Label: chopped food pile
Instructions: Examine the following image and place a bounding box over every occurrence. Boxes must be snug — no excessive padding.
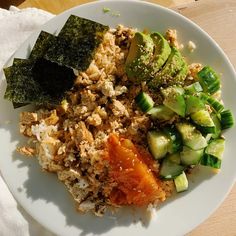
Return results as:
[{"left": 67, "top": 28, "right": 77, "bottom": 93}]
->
[{"left": 4, "top": 15, "right": 234, "bottom": 216}]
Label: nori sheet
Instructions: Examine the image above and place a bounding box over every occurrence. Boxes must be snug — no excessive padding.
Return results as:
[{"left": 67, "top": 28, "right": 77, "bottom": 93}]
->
[
  {"left": 3, "top": 61, "right": 47, "bottom": 104},
  {"left": 32, "top": 58, "right": 76, "bottom": 100},
  {"left": 4, "top": 58, "right": 76, "bottom": 107},
  {"left": 13, "top": 58, "right": 25, "bottom": 66},
  {"left": 4, "top": 15, "right": 108, "bottom": 108},
  {"left": 45, "top": 15, "right": 109, "bottom": 70},
  {"left": 29, "top": 31, "right": 56, "bottom": 60}
]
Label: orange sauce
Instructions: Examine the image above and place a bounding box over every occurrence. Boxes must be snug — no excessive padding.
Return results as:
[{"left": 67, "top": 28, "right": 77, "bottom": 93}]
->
[{"left": 107, "top": 134, "right": 165, "bottom": 206}]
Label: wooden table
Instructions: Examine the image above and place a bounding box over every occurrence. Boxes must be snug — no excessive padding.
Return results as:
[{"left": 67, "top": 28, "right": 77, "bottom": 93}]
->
[{"left": 4, "top": 0, "right": 236, "bottom": 235}]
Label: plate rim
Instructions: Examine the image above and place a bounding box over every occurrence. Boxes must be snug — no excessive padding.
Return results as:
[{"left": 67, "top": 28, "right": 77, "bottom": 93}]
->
[{"left": 1, "top": 1, "right": 236, "bottom": 236}]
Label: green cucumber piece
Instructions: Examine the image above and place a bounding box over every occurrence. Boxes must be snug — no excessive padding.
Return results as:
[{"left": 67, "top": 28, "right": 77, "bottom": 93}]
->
[
  {"left": 147, "top": 130, "right": 170, "bottom": 160},
  {"left": 160, "top": 158, "right": 185, "bottom": 179},
  {"left": 167, "top": 153, "right": 181, "bottom": 165},
  {"left": 163, "top": 126, "right": 182, "bottom": 153},
  {"left": 205, "top": 133, "right": 213, "bottom": 143},
  {"left": 201, "top": 139, "right": 224, "bottom": 169},
  {"left": 200, "top": 93, "right": 224, "bottom": 113},
  {"left": 190, "top": 109, "right": 215, "bottom": 133},
  {"left": 197, "top": 66, "right": 220, "bottom": 94},
  {"left": 162, "top": 86, "right": 185, "bottom": 96},
  {"left": 185, "top": 95, "right": 205, "bottom": 115},
  {"left": 200, "top": 154, "right": 222, "bottom": 169},
  {"left": 185, "top": 82, "right": 203, "bottom": 94},
  {"left": 174, "top": 171, "right": 188, "bottom": 192},
  {"left": 135, "top": 92, "right": 154, "bottom": 112},
  {"left": 211, "top": 113, "right": 221, "bottom": 139},
  {"left": 206, "top": 139, "right": 225, "bottom": 160},
  {"left": 219, "top": 109, "right": 235, "bottom": 129},
  {"left": 176, "top": 122, "right": 207, "bottom": 150},
  {"left": 147, "top": 105, "right": 175, "bottom": 121},
  {"left": 162, "top": 86, "right": 186, "bottom": 117},
  {"left": 180, "top": 146, "right": 204, "bottom": 165}
]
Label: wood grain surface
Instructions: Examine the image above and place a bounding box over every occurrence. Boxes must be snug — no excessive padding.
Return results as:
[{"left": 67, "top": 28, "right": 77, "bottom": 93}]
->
[
  {"left": 3, "top": 0, "right": 236, "bottom": 235},
  {"left": 18, "top": 0, "right": 194, "bottom": 13}
]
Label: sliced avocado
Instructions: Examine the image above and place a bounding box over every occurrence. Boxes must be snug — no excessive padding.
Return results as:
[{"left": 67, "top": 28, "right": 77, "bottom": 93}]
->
[
  {"left": 173, "top": 61, "right": 188, "bottom": 85},
  {"left": 125, "top": 32, "right": 154, "bottom": 82},
  {"left": 148, "top": 32, "right": 171, "bottom": 76},
  {"left": 162, "top": 86, "right": 186, "bottom": 117},
  {"left": 148, "top": 47, "right": 185, "bottom": 88}
]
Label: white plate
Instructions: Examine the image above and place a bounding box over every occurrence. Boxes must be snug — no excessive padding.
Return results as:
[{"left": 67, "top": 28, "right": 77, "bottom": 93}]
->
[{"left": 0, "top": 1, "right": 236, "bottom": 235}]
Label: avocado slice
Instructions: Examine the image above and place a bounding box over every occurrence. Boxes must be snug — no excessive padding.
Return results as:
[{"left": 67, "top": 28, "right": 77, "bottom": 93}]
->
[
  {"left": 173, "top": 61, "right": 188, "bottom": 85},
  {"left": 148, "top": 32, "right": 171, "bottom": 76},
  {"left": 148, "top": 47, "right": 185, "bottom": 88},
  {"left": 125, "top": 32, "right": 154, "bottom": 82}
]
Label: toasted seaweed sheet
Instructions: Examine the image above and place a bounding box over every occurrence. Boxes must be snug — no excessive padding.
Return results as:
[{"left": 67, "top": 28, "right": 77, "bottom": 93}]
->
[
  {"left": 45, "top": 15, "right": 109, "bottom": 70},
  {"left": 13, "top": 58, "right": 26, "bottom": 66},
  {"left": 4, "top": 58, "right": 76, "bottom": 107},
  {"left": 4, "top": 58, "right": 43, "bottom": 109},
  {"left": 12, "top": 102, "right": 29, "bottom": 108},
  {"left": 29, "top": 31, "right": 56, "bottom": 60},
  {"left": 4, "top": 15, "right": 109, "bottom": 108},
  {"left": 4, "top": 62, "right": 47, "bottom": 104},
  {"left": 32, "top": 58, "right": 76, "bottom": 100}
]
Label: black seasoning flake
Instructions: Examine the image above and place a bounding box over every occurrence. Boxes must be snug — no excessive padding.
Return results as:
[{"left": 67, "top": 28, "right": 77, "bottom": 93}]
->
[
  {"left": 29, "top": 31, "right": 56, "bottom": 60},
  {"left": 45, "top": 15, "right": 109, "bottom": 70}
]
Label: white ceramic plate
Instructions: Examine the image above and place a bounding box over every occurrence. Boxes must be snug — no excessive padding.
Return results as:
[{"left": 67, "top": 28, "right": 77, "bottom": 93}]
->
[{"left": 0, "top": 1, "right": 236, "bottom": 235}]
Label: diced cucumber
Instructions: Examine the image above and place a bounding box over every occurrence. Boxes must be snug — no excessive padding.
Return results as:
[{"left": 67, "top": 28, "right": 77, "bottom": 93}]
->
[
  {"left": 205, "top": 133, "right": 213, "bottom": 143},
  {"left": 174, "top": 172, "right": 188, "bottom": 192},
  {"left": 167, "top": 153, "right": 181, "bottom": 164},
  {"left": 200, "top": 93, "right": 224, "bottom": 113},
  {"left": 185, "top": 82, "right": 203, "bottom": 94},
  {"left": 135, "top": 92, "right": 154, "bottom": 112},
  {"left": 176, "top": 122, "right": 207, "bottom": 150},
  {"left": 201, "top": 139, "right": 224, "bottom": 169},
  {"left": 190, "top": 109, "right": 215, "bottom": 133},
  {"left": 219, "top": 109, "right": 235, "bottom": 129},
  {"left": 211, "top": 113, "right": 221, "bottom": 139},
  {"left": 200, "top": 154, "right": 222, "bottom": 169},
  {"left": 159, "top": 158, "right": 185, "bottom": 179},
  {"left": 147, "top": 105, "right": 175, "bottom": 121},
  {"left": 162, "top": 86, "right": 186, "bottom": 117},
  {"left": 163, "top": 126, "right": 182, "bottom": 153},
  {"left": 205, "top": 139, "right": 225, "bottom": 160},
  {"left": 147, "top": 130, "right": 170, "bottom": 160},
  {"left": 180, "top": 146, "right": 204, "bottom": 165},
  {"left": 197, "top": 66, "right": 220, "bottom": 94},
  {"left": 161, "top": 86, "right": 185, "bottom": 97},
  {"left": 185, "top": 95, "right": 205, "bottom": 115}
]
